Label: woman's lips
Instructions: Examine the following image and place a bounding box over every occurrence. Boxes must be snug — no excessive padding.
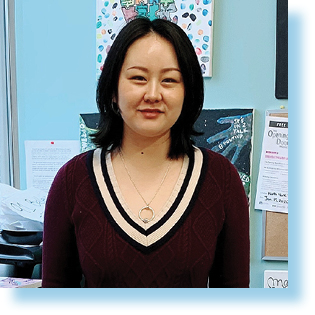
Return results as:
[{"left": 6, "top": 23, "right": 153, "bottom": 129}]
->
[{"left": 138, "top": 108, "right": 163, "bottom": 119}]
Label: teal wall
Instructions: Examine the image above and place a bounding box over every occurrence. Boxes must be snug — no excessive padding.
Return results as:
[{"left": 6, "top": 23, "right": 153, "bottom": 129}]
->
[{"left": 15, "top": 0, "right": 288, "bottom": 288}]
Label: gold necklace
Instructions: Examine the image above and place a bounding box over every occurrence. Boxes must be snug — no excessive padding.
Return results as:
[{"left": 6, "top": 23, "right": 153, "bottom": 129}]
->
[{"left": 118, "top": 150, "right": 172, "bottom": 223}]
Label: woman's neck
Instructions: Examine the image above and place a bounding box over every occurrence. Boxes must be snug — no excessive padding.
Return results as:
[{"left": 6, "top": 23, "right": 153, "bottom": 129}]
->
[{"left": 118, "top": 131, "right": 172, "bottom": 168}]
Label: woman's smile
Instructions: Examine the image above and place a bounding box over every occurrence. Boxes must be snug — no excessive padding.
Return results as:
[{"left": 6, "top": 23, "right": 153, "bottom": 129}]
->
[{"left": 138, "top": 107, "right": 164, "bottom": 119}]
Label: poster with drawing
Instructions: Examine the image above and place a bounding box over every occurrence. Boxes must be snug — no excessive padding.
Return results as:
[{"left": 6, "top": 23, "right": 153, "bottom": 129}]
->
[
  {"left": 80, "top": 108, "right": 254, "bottom": 197},
  {"left": 193, "top": 109, "right": 254, "bottom": 197},
  {"left": 96, "top": 0, "right": 214, "bottom": 77}
]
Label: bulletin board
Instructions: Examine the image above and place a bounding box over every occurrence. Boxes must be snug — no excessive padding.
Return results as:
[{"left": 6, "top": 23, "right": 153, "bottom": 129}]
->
[
  {"left": 262, "top": 210, "right": 288, "bottom": 260},
  {"left": 261, "top": 111, "right": 288, "bottom": 260}
]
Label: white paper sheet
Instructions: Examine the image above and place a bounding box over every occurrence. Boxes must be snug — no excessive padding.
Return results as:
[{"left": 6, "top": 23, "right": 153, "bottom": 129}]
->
[
  {"left": 264, "top": 270, "right": 288, "bottom": 288},
  {"left": 0, "top": 183, "right": 46, "bottom": 228},
  {"left": 255, "top": 115, "right": 288, "bottom": 213},
  {"left": 25, "top": 140, "right": 80, "bottom": 193}
]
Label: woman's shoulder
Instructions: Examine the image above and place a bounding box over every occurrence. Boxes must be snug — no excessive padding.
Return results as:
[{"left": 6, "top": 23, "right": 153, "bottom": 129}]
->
[
  {"left": 197, "top": 146, "right": 233, "bottom": 168},
  {"left": 55, "top": 149, "right": 94, "bottom": 179},
  {"left": 196, "top": 147, "right": 246, "bottom": 201},
  {"left": 64, "top": 150, "right": 90, "bottom": 166},
  {"left": 196, "top": 146, "right": 240, "bottom": 184}
]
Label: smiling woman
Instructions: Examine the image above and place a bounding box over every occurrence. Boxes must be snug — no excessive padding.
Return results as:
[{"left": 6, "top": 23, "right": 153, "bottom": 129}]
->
[
  {"left": 42, "top": 18, "right": 250, "bottom": 288},
  {"left": 93, "top": 18, "right": 204, "bottom": 159},
  {"left": 116, "top": 33, "right": 185, "bottom": 141}
]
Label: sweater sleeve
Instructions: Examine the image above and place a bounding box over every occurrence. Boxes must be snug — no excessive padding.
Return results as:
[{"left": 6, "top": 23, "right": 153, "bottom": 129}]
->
[
  {"left": 208, "top": 160, "right": 250, "bottom": 288},
  {"left": 41, "top": 158, "right": 82, "bottom": 288}
]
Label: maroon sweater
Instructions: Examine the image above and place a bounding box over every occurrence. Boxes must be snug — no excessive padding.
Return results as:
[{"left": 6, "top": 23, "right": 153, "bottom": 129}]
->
[{"left": 42, "top": 147, "right": 249, "bottom": 288}]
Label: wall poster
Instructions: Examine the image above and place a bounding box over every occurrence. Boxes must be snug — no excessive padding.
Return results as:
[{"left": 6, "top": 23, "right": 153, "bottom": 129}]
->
[
  {"left": 192, "top": 109, "right": 254, "bottom": 198},
  {"left": 255, "top": 114, "right": 288, "bottom": 213},
  {"left": 96, "top": 0, "right": 214, "bottom": 77}
]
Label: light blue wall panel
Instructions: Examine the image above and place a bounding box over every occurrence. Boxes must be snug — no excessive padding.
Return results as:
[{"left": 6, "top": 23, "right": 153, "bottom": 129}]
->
[
  {"left": 15, "top": 0, "right": 97, "bottom": 188},
  {"left": 15, "top": 0, "right": 288, "bottom": 288}
]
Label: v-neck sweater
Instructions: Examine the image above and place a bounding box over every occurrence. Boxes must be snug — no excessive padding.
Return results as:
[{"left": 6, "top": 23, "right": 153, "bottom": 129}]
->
[{"left": 42, "top": 147, "right": 249, "bottom": 288}]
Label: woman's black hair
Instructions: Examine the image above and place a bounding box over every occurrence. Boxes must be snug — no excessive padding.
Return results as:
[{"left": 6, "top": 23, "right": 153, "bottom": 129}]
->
[{"left": 92, "top": 18, "right": 204, "bottom": 159}]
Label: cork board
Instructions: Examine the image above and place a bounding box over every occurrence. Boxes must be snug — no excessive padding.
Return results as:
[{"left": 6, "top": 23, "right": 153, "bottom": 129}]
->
[
  {"left": 261, "top": 111, "right": 288, "bottom": 260},
  {"left": 262, "top": 211, "right": 288, "bottom": 260}
]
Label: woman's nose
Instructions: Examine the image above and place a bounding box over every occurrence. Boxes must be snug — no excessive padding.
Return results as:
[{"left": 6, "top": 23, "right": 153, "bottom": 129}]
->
[{"left": 144, "top": 81, "right": 162, "bottom": 103}]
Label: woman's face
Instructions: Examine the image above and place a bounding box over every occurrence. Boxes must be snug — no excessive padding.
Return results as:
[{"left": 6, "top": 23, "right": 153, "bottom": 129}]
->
[{"left": 116, "top": 33, "right": 185, "bottom": 141}]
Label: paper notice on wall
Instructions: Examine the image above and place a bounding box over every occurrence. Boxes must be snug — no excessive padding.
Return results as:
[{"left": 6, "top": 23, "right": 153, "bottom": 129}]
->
[
  {"left": 25, "top": 140, "right": 80, "bottom": 193},
  {"left": 255, "top": 115, "right": 288, "bottom": 213},
  {"left": 264, "top": 270, "right": 288, "bottom": 288}
]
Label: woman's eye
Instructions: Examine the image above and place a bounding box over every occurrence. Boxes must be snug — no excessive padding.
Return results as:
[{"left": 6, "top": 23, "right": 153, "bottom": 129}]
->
[
  {"left": 131, "top": 76, "right": 146, "bottom": 81},
  {"left": 163, "top": 78, "right": 177, "bottom": 83}
]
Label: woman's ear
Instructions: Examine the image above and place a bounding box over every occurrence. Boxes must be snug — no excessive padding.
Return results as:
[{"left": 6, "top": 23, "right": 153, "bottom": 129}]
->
[{"left": 111, "top": 96, "right": 120, "bottom": 116}]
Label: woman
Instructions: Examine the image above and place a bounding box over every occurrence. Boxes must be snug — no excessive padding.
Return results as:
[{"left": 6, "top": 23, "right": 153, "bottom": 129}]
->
[{"left": 42, "top": 18, "right": 249, "bottom": 288}]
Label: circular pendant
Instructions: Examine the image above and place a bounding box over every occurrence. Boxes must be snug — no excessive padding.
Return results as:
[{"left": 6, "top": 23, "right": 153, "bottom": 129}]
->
[{"left": 138, "top": 206, "right": 155, "bottom": 223}]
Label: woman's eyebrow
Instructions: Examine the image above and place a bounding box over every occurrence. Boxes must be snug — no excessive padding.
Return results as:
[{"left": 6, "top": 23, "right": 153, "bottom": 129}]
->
[
  {"left": 126, "top": 66, "right": 181, "bottom": 73},
  {"left": 126, "top": 66, "right": 148, "bottom": 72}
]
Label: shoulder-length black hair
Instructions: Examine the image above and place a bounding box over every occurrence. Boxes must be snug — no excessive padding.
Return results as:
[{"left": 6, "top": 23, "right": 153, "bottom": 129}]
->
[{"left": 92, "top": 17, "right": 204, "bottom": 159}]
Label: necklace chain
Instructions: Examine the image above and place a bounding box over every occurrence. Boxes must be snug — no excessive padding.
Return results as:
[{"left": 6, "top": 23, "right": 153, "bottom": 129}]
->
[{"left": 118, "top": 149, "right": 172, "bottom": 223}]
